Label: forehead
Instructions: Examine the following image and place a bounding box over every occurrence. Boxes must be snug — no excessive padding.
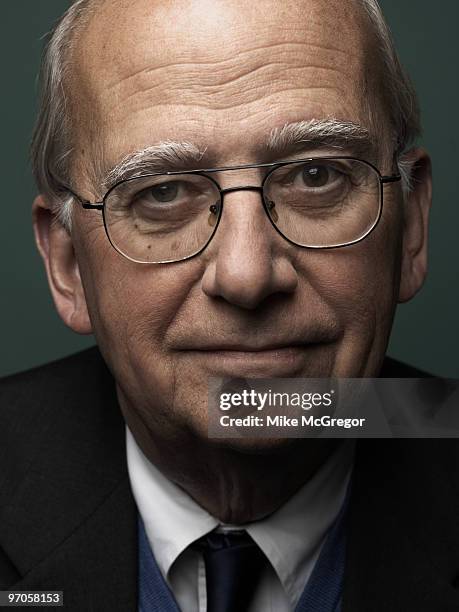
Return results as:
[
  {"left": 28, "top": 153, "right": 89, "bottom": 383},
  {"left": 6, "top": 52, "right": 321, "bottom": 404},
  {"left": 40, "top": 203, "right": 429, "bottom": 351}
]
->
[{"left": 71, "top": 0, "right": 374, "bottom": 167}]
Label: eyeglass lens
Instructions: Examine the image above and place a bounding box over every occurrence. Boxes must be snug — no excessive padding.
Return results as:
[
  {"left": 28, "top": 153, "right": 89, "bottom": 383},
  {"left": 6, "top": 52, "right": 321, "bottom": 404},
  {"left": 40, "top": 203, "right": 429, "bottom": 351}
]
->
[{"left": 103, "top": 159, "right": 381, "bottom": 263}]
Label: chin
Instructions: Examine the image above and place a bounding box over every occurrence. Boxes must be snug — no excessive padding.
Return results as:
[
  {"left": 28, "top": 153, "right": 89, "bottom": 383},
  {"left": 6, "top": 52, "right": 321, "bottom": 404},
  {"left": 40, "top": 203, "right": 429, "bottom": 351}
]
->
[{"left": 206, "top": 435, "right": 298, "bottom": 455}]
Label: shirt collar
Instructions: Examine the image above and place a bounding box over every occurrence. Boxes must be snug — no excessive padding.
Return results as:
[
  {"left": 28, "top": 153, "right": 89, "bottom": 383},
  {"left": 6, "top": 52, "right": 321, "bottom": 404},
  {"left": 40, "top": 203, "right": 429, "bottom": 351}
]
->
[
  {"left": 126, "top": 427, "right": 218, "bottom": 579},
  {"left": 127, "top": 427, "right": 354, "bottom": 607},
  {"left": 245, "top": 440, "right": 353, "bottom": 606}
]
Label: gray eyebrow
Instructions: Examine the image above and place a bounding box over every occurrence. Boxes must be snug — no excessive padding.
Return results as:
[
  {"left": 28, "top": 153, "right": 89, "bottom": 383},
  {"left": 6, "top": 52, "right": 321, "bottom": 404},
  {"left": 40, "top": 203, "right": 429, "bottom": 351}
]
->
[
  {"left": 266, "top": 119, "right": 374, "bottom": 156},
  {"left": 101, "top": 119, "right": 374, "bottom": 190},
  {"left": 102, "top": 141, "right": 208, "bottom": 189}
]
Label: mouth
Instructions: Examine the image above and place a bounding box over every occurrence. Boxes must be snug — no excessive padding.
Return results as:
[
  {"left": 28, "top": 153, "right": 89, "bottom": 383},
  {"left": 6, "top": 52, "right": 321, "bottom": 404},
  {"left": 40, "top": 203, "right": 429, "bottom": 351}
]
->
[
  {"left": 187, "top": 342, "right": 312, "bottom": 352},
  {"left": 176, "top": 342, "right": 335, "bottom": 377}
]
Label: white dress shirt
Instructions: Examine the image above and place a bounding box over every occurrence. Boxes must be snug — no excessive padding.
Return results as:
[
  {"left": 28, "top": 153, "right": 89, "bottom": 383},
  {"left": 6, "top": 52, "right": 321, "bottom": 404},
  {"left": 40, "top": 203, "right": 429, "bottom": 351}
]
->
[{"left": 127, "top": 428, "right": 354, "bottom": 612}]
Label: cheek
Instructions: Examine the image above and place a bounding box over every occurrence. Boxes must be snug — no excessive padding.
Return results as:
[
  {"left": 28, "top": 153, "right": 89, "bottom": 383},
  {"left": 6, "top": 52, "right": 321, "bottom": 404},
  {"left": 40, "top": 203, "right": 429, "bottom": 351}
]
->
[
  {"left": 330, "top": 245, "right": 397, "bottom": 314},
  {"left": 299, "top": 213, "right": 402, "bottom": 375},
  {"left": 73, "top": 216, "right": 201, "bottom": 378},
  {"left": 89, "top": 264, "right": 197, "bottom": 348},
  {"left": 326, "top": 198, "right": 402, "bottom": 320}
]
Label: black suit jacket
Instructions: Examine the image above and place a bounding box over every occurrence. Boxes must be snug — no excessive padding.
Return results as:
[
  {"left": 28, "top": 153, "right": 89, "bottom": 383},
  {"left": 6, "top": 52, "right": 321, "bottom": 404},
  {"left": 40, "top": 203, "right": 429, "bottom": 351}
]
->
[{"left": 1, "top": 347, "right": 459, "bottom": 611}]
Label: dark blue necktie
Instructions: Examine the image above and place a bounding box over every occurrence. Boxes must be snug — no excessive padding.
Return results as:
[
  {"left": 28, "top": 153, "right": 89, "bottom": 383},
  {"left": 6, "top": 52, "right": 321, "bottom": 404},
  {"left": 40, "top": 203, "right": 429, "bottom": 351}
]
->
[{"left": 192, "top": 530, "right": 267, "bottom": 612}]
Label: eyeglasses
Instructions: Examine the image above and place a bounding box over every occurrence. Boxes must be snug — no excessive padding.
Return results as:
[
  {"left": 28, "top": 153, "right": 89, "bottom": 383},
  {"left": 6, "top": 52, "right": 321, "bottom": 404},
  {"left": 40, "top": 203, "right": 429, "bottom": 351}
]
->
[{"left": 68, "top": 157, "right": 401, "bottom": 264}]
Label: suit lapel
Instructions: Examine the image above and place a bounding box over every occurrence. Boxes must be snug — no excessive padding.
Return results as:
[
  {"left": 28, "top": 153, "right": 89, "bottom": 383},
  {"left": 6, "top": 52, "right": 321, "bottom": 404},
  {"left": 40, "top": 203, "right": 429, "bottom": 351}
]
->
[
  {"left": 11, "top": 477, "right": 137, "bottom": 611},
  {"left": 343, "top": 440, "right": 459, "bottom": 611},
  {"left": 0, "top": 348, "right": 138, "bottom": 610}
]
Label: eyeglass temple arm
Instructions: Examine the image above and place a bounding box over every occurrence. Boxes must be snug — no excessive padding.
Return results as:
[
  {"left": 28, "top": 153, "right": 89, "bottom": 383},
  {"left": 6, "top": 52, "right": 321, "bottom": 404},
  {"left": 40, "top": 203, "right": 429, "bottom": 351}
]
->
[
  {"left": 55, "top": 181, "right": 104, "bottom": 211},
  {"left": 49, "top": 175, "right": 104, "bottom": 211},
  {"left": 380, "top": 174, "right": 401, "bottom": 184},
  {"left": 82, "top": 202, "right": 104, "bottom": 210}
]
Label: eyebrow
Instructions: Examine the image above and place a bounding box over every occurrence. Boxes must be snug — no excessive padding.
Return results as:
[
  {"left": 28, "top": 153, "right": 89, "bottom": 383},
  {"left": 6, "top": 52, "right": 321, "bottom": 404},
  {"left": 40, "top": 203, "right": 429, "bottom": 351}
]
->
[
  {"left": 101, "top": 118, "right": 374, "bottom": 189},
  {"left": 266, "top": 119, "right": 374, "bottom": 157},
  {"left": 102, "top": 141, "right": 207, "bottom": 190}
]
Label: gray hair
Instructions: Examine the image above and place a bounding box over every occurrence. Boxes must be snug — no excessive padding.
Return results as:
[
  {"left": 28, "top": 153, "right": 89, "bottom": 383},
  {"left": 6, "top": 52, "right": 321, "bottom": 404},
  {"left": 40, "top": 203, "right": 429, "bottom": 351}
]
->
[{"left": 31, "top": 0, "right": 421, "bottom": 229}]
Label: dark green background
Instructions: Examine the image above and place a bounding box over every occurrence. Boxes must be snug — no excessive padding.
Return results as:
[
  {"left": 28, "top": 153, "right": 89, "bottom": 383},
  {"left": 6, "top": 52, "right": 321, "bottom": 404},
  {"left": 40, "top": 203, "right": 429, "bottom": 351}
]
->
[{"left": 1, "top": 2, "right": 458, "bottom": 377}]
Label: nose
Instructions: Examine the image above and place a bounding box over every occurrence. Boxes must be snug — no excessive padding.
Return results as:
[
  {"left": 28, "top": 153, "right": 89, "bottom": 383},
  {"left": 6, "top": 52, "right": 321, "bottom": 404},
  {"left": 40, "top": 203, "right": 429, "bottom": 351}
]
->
[{"left": 201, "top": 188, "right": 298, "bottom": 309}]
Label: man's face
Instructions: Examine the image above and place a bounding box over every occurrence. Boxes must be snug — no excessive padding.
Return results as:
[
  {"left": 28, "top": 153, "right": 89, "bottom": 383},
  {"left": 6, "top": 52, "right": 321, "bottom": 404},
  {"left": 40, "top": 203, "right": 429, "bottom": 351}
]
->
[{"left": 49, "top": 0, "right": 415, "bottom": 439}]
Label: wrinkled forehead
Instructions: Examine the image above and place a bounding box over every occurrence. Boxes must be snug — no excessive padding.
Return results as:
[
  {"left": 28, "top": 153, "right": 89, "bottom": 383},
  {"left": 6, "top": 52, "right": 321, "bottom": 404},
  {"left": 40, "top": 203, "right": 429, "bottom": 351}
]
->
[
  {"left": 69, "top": 0, "right": 380, "bottom": 170},
  {"left": 74, "top": 0, "right": 369, "bottom": 72}
]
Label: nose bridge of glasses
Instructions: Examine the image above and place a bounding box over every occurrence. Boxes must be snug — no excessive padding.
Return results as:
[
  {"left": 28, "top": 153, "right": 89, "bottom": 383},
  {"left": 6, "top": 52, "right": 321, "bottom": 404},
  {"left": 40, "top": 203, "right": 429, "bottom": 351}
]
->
[
  {"left": 215, "top": 182, "right": 274, "bottom": 241},
  {"left": 220, "top": 184, "right": 264, "bottom": 198},
  {"left": 209, "top": 163, "right": 266, "bottom": 194}
]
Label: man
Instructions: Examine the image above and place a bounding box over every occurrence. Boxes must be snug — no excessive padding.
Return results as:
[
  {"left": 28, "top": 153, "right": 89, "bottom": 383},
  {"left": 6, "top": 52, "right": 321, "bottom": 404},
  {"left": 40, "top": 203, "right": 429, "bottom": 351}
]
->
[{"left": 1, "top": 0, "right": 458, "bottom": 610}]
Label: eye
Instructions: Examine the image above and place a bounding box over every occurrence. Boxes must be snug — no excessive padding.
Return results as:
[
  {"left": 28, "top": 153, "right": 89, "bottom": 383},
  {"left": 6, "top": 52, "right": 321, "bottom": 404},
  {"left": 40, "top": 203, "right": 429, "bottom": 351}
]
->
[
  {"left": 302, "top": 164, "right": 329, "bottom": 187},
  {"left": 149, "top": 181, "right": 180, "bottom": 203},
  {"left": 299, "top": 164, "right": 338, "bottom": 188}
]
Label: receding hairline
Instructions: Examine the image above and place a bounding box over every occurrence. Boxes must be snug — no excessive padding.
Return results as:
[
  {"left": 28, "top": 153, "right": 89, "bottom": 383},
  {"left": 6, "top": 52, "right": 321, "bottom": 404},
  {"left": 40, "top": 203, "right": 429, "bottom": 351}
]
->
[
  {"left": 64, "top": 0, "right": 381, "bottom": 70},
  {"left": 62, "top": 0, "right": 377, "bottom": 83}
]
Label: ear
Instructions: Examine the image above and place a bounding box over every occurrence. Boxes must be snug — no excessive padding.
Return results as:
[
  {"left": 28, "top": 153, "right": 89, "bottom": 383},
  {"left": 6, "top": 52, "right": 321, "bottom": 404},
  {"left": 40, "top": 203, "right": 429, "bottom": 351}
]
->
[
  {"left": 398, "top": 148, "right": 432, "bottom": 303},
  {"left": 32, "top": 195, "right": 93, "bottom": 334}
]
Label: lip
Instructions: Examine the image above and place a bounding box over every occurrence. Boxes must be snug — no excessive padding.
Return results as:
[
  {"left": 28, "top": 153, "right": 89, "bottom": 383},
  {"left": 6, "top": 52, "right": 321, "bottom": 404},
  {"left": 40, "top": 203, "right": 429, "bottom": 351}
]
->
[
  {"left": 187, "top": 343, "right": 309, "bottom": 352},
  {"left": 175, "top": 334, "right": 336, "bottom": 351},
  {"left": 177, "top": 343, "right": 331, "bottom": 377}
]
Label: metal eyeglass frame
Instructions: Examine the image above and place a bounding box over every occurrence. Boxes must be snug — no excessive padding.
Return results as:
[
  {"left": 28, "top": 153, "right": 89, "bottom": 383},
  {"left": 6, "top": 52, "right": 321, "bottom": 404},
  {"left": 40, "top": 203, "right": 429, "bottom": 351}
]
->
[{"left": 67, "top": 156, "right": 402, "bottom": 264}]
